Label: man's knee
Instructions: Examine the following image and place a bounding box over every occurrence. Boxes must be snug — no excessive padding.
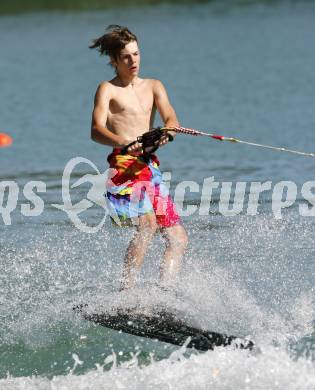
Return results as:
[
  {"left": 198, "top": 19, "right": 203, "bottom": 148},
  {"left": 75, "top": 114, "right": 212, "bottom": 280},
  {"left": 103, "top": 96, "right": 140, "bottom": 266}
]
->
[
  {"left": 164, "top": 225, "right": 188, "bottom": 249},
  {"left": 176, "top": 228, "right": 188, "bottom": 249}
]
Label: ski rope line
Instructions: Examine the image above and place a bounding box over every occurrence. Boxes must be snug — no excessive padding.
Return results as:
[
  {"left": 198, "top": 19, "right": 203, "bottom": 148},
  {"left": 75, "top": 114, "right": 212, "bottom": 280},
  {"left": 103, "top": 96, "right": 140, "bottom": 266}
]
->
[{"left": 160, "top": 126, "right": 315, "bottom": 158}]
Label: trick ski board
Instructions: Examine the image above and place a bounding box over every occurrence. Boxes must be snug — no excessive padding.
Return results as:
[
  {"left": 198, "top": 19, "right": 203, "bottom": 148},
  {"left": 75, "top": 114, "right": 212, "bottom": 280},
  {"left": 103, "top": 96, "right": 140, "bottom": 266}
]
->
[{"left": 74, "top": 304, "right": 254, "bottom": 351}]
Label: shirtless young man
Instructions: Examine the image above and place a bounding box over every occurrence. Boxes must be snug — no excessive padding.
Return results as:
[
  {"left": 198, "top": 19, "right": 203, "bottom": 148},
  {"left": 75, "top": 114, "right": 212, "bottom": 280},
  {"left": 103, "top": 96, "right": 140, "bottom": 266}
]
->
[{"left": 90, "top": 25, "right": 188, "bottom": 290}]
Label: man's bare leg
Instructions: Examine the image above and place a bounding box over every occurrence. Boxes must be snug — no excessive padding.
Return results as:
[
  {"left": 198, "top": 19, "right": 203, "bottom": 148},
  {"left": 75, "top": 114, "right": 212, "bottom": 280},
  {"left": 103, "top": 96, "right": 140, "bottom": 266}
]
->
[
  {"left": 160, "top": 224, "right": 188, "bottom": 285},
  {"left": 120, "top": 214, "right": 158, "bottom": 290}
]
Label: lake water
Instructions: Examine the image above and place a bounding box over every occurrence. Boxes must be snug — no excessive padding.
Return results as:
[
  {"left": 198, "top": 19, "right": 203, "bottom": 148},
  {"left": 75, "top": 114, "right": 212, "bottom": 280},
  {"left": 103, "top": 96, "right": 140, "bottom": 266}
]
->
[{"left": 0, "top": 1, "right": 314, "bottom": 389}]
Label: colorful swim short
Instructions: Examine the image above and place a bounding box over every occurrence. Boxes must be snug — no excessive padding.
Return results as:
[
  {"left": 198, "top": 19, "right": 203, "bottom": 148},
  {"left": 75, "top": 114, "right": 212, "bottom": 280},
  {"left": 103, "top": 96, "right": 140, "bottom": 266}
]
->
[{"left": 106, "top": 148, "right": 181, "bottom": 228}]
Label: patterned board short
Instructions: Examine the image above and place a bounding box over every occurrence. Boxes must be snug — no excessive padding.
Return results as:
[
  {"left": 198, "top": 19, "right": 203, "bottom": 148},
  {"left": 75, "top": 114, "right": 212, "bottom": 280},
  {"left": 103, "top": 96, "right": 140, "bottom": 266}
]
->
[{"left": 106, "top": 148, "right": 181, "bottom": 228}]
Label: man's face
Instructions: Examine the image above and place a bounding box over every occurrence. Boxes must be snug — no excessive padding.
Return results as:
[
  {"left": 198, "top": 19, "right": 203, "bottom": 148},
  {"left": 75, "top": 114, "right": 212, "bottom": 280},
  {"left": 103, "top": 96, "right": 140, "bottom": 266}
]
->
[{"left": 113, "top": 40, "right": 140, "bottom": 77}]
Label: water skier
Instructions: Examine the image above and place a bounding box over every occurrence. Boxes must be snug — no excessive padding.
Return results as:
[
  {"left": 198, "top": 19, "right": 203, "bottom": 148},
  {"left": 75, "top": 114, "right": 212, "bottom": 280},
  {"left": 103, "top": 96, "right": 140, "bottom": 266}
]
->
[{"left": 90, "top": 25, "right": 188, "bottom": 290}]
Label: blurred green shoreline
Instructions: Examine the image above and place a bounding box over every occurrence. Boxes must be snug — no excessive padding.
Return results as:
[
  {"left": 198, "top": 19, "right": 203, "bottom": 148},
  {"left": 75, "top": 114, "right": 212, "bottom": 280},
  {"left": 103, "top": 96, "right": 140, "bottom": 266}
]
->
[
  {"left": 0, "top": 0, "right": 207, "bottom": 15},
  {"left": 0, "top": 0, "right": 294, "bottom": 15}
]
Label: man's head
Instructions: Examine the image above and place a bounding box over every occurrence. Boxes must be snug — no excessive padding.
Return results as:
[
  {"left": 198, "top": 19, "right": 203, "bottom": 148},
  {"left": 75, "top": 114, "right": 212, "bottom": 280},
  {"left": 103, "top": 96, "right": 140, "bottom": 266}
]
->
[{"left": 90, "top": 25, "right": 140, "bottom": 76}]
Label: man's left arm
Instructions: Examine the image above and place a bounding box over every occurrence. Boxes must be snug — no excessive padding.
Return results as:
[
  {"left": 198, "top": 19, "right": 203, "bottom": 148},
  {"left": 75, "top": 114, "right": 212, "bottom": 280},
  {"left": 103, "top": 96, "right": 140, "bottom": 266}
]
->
[{"left": 153, "top": 80, "right": 179, "bottom": 145}]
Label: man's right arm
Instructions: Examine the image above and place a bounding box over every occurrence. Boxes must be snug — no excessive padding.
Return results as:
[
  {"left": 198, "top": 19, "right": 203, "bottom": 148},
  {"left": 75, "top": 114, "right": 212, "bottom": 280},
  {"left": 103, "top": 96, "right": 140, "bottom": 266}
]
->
[{"left": 91, "top": 82, "right": 124, "bottom": 147}]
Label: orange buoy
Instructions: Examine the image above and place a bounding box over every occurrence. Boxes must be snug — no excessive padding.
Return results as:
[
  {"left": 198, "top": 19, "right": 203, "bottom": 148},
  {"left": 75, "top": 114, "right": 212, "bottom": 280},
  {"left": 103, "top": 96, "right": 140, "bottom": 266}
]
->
[{"left": 0, "top": 133, "right": 13, "bottom": 147}]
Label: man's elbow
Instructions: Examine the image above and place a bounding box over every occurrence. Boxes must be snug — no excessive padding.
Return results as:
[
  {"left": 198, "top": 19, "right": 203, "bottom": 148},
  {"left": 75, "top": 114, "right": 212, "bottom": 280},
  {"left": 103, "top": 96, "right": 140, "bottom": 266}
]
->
[{"left": 91, "top": 127, "right": 98, "bottom": 142}]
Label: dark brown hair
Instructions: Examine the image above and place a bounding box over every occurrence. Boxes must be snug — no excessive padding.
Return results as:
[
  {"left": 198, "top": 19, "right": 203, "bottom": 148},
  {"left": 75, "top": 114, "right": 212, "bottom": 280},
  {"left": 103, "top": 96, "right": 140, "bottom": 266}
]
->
[{"left": 89, "top": 25, "right": 138, "bottom": 61}]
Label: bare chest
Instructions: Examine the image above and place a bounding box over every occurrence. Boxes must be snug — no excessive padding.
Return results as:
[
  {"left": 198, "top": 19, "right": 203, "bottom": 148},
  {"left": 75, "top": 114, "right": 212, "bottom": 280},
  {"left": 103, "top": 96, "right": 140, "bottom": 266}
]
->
[{"left": 109, "top": 84, "right": 154, "bottom": 116}]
